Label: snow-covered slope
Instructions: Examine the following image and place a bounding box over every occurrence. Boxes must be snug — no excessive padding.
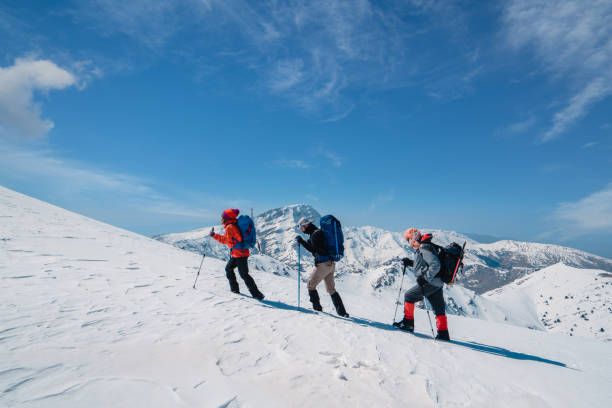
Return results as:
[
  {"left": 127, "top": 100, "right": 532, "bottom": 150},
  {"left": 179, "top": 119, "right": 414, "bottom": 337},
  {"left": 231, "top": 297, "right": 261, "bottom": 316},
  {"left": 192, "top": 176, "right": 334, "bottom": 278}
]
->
[
  {"left": 485, "top": 263, "right": 612, "bottom": 342},
  {"left": 2, "top": 186, "right": 612, "bottom": 407}
]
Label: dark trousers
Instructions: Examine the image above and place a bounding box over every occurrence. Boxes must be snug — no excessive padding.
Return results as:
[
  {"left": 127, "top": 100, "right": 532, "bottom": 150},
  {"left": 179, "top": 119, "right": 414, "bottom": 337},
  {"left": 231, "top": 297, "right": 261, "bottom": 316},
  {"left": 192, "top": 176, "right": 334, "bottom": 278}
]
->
[
  {"left": 225, "top": 257, "right": 261, "bottom": 295},
  {"left": 404, "top": 284, "right": 446, "bottom": 316}
]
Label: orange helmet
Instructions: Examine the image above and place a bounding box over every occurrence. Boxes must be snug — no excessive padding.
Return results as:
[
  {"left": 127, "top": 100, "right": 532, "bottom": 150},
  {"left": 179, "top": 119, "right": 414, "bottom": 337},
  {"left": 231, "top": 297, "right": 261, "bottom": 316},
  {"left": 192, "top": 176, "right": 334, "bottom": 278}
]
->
[{"left": 404, "top": 228, "right": 422, "bottom": 249}]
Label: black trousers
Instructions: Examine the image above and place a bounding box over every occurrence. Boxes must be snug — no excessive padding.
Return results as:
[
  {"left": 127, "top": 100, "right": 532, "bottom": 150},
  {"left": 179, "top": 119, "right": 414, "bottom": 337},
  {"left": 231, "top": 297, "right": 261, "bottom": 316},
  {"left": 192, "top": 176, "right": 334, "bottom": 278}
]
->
[
  {"left": 404, "top": 284, "right": 446, "bottom": 316},
  {"left": 225, "top": 257, "right": 261, "bottom": 295}
]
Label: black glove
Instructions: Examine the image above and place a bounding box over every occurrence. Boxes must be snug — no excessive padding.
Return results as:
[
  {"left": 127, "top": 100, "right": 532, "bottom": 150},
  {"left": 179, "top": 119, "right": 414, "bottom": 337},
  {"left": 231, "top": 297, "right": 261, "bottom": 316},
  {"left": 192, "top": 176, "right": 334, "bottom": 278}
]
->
[
  {"left": 401, "top": 258, "right": 413, "bottom": 267},
  {"left": 296, "top": 236, "right": 304, "bottom": 246},
  {"left": 417, "top": 276, "right": 427, "bottom": 287}
]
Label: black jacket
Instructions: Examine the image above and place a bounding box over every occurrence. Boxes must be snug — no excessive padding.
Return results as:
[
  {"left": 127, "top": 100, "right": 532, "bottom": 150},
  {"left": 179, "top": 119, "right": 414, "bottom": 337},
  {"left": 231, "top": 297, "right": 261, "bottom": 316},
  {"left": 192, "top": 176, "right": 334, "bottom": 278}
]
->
[{"left": 298, "top": 224, "right": 329, "bottom": 264}]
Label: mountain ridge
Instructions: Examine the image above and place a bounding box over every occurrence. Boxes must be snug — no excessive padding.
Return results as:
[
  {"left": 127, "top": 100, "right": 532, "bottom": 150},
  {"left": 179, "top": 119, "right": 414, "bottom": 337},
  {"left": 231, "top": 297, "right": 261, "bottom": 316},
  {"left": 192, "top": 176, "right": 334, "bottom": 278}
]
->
[{"left": 155, "top": 203, "right": 612, "bottom": 295}]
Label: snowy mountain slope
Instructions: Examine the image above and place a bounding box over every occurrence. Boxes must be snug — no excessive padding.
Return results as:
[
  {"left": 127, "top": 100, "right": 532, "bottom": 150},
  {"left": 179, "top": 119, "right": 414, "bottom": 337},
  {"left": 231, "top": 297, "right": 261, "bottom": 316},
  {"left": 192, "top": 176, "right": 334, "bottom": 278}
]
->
[
  {"left": 155, "top": 206, "right": 542, "bottom": 328},
  {"left": 155, "top": 204, "right": 611, "bottom": 332},
  {"left": 2, "top": 185, "right": 612, "bottom": 407},
  {"left": 157, "top": 204, "right": 612, "bottom": 295},
  {"left": 485, "top": 263, "right": 612, "bottom": 342},
  {"left": 463, "top": 240, "right": 612, "bottom": 293}
]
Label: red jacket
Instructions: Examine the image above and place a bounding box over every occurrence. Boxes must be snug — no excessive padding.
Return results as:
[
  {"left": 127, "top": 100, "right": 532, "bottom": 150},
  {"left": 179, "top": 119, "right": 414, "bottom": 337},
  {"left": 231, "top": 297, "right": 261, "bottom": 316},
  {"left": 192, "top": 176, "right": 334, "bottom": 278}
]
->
[{"left": 213, "top": 220, "right": 249, "bottom": 258}]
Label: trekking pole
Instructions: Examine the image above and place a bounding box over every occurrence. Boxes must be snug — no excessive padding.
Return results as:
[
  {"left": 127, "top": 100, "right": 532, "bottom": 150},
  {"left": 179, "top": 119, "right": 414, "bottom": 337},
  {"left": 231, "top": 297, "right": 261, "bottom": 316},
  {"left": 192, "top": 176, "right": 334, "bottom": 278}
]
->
[
  {"left": 193, "top": 253, "right": 206, "bottom": 289},
  {"left": 422, "top": 286, "right": 436, "bottom": 338},
  {"left": 392, "top": 264, "right": 407, "bottom": 323},
  {"left": 297, "top": 245, "right": 301, "bottom": 309}
]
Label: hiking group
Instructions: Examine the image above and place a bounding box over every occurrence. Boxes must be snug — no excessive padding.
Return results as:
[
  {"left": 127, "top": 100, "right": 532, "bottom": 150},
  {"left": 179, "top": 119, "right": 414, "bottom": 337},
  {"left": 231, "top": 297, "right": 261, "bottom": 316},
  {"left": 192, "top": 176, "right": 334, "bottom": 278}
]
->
[{"left": 208, "top": 208, "right": 465, "bottom": 342}]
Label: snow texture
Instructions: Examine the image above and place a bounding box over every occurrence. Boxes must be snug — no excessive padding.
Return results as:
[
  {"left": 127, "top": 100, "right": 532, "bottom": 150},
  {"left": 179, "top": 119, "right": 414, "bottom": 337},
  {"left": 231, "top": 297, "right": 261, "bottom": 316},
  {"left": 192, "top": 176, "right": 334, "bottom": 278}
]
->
[
  {"left": 486, "top": 263, "right": 612, "bottom": 342},
  {"left": 2, "top": 186, "right": 612, "bottom": 407}
]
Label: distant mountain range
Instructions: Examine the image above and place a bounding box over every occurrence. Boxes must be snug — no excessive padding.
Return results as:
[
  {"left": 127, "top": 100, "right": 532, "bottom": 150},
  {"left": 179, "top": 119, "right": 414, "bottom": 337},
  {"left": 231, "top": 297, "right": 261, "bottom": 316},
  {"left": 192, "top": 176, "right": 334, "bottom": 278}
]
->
[
  {"left": 154, "top": 204, "right": 612, "bottom": 295},
  {"left": 153, "top": 204, "right": 612, "bottom": 339}
]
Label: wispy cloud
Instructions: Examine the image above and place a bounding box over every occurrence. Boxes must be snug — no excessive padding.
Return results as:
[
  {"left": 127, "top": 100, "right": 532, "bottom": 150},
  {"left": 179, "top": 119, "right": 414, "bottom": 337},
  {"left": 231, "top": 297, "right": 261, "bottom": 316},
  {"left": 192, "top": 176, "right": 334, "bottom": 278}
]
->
[
  {"left": 69, "top": 0, "right": 480, "bottom": 121},
  {"left": 323, "top": 151, "right": 343, "bottom": 168},
  {"left": 581, "top": 142, "right": 598, "bottom": 149},
  {"left": 497, "top": 117, "right": 536, "bottom": 137},
  {"left": 70, "top": 0, "right": 198, "bottom": 50},
  {"left": 539, "top": 163, "right": 564, "bottom": 174},
  {"left": 369, "top": 189, "right": 395, "bottom": 211},
  {"left": 0, "top": 142, "right": 215, "bottom": 220},
  {"left": 503, "top": 0, "right": 612, "bottom": 142},
  {"left": 268, "top": 59, "right": 305, "bottom": 92},
  {"left": 541, "top": 78, "right": 611, "bottom": 143},
  {"left": 0, "top": 58, "right": 77, "bottom": 139},
  {"left": 267, "top": 158, "right": 312, "bottom": 169},
  {"left": 305, "top": 194, "right": 319, "bottom": 203},
  {"left": 548, "top": 183, "right": 612, "bottom": 239}
]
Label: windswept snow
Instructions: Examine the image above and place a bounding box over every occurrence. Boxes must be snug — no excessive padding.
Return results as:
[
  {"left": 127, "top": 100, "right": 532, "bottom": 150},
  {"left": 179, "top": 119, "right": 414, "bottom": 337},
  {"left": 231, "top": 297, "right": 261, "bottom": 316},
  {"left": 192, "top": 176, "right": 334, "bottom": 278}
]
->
[{"left": 2, "top": 186, "right": 612, "bottom": 407}]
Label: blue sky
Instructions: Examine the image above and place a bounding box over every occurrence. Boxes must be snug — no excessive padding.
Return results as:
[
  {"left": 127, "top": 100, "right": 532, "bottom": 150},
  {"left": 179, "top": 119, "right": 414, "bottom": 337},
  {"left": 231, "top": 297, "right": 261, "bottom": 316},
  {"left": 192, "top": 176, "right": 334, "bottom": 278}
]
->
[{"left": 1, "top": 0, "right": 611, "bottom": 258}]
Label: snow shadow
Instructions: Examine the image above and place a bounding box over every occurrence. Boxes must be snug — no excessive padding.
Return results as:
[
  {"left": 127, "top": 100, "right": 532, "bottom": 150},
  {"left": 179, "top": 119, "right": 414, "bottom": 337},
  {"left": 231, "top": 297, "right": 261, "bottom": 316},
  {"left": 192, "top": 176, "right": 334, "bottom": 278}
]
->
[
  {"left": 252, "top": 298, "right": 318, "bottom": 315},
  {"left": 245, "top": 299, "right": 568, "bottom": 368},
  {"left": 322, "top": 313, "right": 571, "bottom": 368},
  {"left": 451, "top": 340, "right": 568, "bottom": 368}
]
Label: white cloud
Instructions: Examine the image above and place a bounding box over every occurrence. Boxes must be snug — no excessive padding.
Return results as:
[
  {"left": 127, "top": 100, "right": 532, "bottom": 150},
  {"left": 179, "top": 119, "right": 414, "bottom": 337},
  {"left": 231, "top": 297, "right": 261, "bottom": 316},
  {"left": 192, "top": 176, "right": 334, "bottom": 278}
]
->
[
  {"left": 0, "top": 58, "right": 77, "bottom": 139},
  {"left": 551, "top": 183, "right": 612, "bottom": 237},
  {"left": 503, "top": 0, "right": 612, "bottom": 142}
]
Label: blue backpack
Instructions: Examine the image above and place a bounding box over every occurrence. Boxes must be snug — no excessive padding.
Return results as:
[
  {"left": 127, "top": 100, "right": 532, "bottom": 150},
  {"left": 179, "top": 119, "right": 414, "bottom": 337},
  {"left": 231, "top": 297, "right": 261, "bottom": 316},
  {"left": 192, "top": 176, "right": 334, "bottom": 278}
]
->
[
  {"left": 232, "top": 215, "right": 256, "bottom": 250},
  {"left": 319, "top": 215, "right": 344, "bottom": 262}
]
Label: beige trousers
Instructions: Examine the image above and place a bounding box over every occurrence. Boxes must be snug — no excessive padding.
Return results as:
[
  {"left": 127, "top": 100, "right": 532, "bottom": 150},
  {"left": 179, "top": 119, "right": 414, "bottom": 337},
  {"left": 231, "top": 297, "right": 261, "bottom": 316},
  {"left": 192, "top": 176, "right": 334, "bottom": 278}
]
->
[{"left": 307, "top": 260, "right": 336, "bottom": 294}]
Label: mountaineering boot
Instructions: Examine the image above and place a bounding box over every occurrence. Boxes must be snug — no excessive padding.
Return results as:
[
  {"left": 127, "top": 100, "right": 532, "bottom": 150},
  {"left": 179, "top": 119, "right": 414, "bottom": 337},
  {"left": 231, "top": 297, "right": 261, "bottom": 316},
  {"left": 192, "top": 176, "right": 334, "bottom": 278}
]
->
[
  {"left": 435, "top": 315, "right": 450, "bottom": 341},
  {"left": 229, "top": 282, "right": 240, "bottom": 294},
  {"left": 393, "top": 301, "right": 415, "bottom": 331},
  {"left": 251, "top": 290, "right": 265, "bottom": 300},
  {"left": 330, "top": 292, "right": 349, "bottom": 317},
  {"left": 435, "top": 330, "right": 450, "bottom": 341},
  {"left": 308, "top": 289, "right": 323, "bottom": 311},
  {"left": 393, "top": 318, "right": 414, "bottom": 332}
]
